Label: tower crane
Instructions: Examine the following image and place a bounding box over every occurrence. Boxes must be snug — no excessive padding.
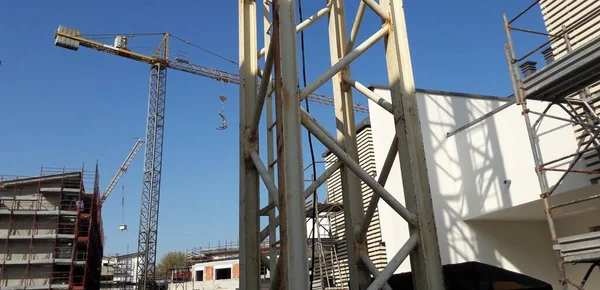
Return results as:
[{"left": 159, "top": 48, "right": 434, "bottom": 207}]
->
[
  {"left": 100, "top": 138, "right": 144, "bottom": 206},
  {"left": 53, "top": 25, "right": 369, "bottom": 289}
]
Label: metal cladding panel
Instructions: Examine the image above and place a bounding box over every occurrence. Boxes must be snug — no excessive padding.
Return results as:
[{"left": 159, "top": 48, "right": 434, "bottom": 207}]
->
[
  {"left": 322, "top": 123, "right": 388, "bottom": 289},
  {"left": 540, "top": 0, "right": 600, "bottom": 58}
]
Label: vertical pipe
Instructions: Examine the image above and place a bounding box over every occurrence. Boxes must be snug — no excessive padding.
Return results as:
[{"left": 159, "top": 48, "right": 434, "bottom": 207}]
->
[
  {"left": 275, "top": 0, "right": 309, "bottom": 289},
  {"left": 239, "top": 0, "right": 260, "bottom": 289},
  {"left": 263, "top": 0, "right": 278, "bottom": 283},
  {"left": 379, "top": 0, "right": 446, "bottom": 289},
  {"left": 327, "top": 0, "right": 371, "bottom": 288},
  {"left": 503, "top": 14, "right": 524, "bottom": 105}
]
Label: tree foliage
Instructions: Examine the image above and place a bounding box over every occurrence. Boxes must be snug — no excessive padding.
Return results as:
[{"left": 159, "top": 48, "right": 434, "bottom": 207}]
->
[{"left": 155, "top": 251, "right": 187, "bottom": 278}]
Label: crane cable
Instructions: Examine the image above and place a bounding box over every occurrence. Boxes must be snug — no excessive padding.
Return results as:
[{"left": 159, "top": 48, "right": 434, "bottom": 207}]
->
[
  {"left": 297, "top": 0, "right": 318, "bottom": 288},
  {"left": 121, "top": 185, "right": 125, "bottom": 225},
  {"left": 170, "top": 34, "right": 238, "bottom": 65}
]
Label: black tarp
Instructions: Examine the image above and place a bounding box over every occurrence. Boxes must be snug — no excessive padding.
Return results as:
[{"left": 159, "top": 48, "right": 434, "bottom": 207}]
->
[{"left": 382, "top": 261, "right": 553, "bottom": 290}]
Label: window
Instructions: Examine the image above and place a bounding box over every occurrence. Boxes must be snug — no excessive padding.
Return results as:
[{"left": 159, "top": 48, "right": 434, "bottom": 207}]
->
[
  {"left": 195, "top": 270, "right": 204, "bottom": 281},
  {"left": 215, "top": 268, "right": 232, "bottom": 280}
]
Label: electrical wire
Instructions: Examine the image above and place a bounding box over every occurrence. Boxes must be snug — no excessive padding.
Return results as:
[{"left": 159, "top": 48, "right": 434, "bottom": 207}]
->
[{"left": 297, "top": 0, "right": 318, "bottom": 288}]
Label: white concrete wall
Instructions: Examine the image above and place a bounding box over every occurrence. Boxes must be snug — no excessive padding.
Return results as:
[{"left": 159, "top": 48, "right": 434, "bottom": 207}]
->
[{"left": 368, "top": 88, "right": 590, "bottom": 288}]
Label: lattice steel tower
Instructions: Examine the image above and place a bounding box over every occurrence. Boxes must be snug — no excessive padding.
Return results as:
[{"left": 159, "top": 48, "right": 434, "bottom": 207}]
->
[
  {"left": 137, "top": 39, "right": 168, "bottom": 290},
  {"left": 238, "top": 0, "right": 446, "bottom": 289}
]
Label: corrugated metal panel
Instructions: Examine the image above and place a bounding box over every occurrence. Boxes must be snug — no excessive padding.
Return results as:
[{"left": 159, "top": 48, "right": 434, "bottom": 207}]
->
[
  {"left": 540, "top": 0, "right": 600, "bottom": 183},
  {"left": 321, "top": 126, "right": 388, "bottom": 289}
]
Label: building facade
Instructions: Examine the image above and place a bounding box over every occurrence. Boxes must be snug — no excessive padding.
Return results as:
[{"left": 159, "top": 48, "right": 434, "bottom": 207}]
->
[
  {"left": 0, "top": 167, "right": 104, "bottom": 290},
  {"left": 366, "top": 87, "right": 600, "bottom": 289},
  {"left": 100, "top": 252, "right": 139, "bottom": 289}
]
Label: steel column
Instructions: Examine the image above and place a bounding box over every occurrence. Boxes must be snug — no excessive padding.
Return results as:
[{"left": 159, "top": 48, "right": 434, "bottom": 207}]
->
[
  {"left": 327, "top": 1, "right": 371, "bottom": 288},
  {"left": 239, "top": 0, "right": 261, "bottom": 289},
  {"left": 263, "top": 1, "right": 279, "bottom": 280},
  {"left": 240, "top": 1, "right": 446, "bottom": 289},
  {"left": 380, "top": 0, "right": 446, "bottom": 288},
  {"left": 275, "top": 1, "right": 309, "bottom": 290},
  {"left": 137, "top": 63, "right": 167, "bottom": 290}
]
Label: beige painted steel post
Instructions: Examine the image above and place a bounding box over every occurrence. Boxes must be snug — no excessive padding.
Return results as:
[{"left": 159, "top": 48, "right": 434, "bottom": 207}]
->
[
  {"left": 240, "top": 0, "right": 447, "bottom": 289},
  {"left": 239, "top": 0, "right": 260, "bottom": 289},
  {"left": 263, "top": 0, "right": 279, "bottom": 283},
  {"left": 380, "top": 0, "right": 446, "bottom": 288},
  {"left": 273, "top": 1, "right": 309, "bottom": 290},
  {"left": 327, "top": 1, "right": 372, "bottom": 288}
]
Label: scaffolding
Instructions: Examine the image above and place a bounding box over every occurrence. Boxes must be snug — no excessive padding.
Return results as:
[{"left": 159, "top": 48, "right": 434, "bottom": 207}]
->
[
  {"left": 0, "top": 165, "right": 104, "bottom": 290},
  {"left": 504, "top": 3, "right": 600, "bottom": 289},
  {"left": 443, "top": 1, "right": 600, "bottom": 289},
  {"left": 306, "top": 202, "right": 344, "bottom": 290},
  {"left": 186, "top": 239, "right": 274, "bottom": 265},
  {"left": 168, "top": 266, "right": 191, "bottom": 290}
]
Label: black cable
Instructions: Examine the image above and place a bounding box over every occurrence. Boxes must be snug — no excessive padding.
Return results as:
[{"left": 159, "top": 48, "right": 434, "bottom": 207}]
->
[{"left": 297, "top": 0, "right": 318, "bottom": 288}]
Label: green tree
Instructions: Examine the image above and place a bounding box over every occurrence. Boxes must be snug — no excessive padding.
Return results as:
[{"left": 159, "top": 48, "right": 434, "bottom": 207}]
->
[{"left": 155, "top": 251, "right": 187, "bottom": 278}]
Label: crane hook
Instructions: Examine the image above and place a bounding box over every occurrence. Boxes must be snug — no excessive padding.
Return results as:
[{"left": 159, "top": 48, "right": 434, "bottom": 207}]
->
[{"left": 217, "top": 96, "right": 228, "bottom": 130}]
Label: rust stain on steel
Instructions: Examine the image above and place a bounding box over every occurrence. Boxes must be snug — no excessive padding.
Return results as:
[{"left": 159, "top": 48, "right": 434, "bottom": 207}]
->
[{"left": 243, "top": 128, "right": 259, "bottom": 168}]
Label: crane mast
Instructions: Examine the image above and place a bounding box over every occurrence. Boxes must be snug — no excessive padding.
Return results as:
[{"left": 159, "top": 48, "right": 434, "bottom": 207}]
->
[
  {"left": 137, "top": 62, "right": 167, "bottom": 290},
  {"left": 100, "top": 138, "right": 144, "bottom": 204}
]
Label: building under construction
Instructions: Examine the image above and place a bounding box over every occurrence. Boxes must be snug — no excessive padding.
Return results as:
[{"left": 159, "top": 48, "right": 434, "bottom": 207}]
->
[
  {"left": 0, "top": 166, "right": 104, "bottom": 290},
  {"left": 180, "top": 240, "right": 275, "bottom": 290}
]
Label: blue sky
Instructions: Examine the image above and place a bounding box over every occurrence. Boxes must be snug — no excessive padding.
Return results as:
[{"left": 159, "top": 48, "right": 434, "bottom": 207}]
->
[{"left": 0, "top": 1, "right": 548, "bottom": 258}]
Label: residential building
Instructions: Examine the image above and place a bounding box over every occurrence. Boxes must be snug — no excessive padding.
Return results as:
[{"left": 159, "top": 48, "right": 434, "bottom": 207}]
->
[{"left": 0, "top": 167, "right": 104, "bottom": 290}]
